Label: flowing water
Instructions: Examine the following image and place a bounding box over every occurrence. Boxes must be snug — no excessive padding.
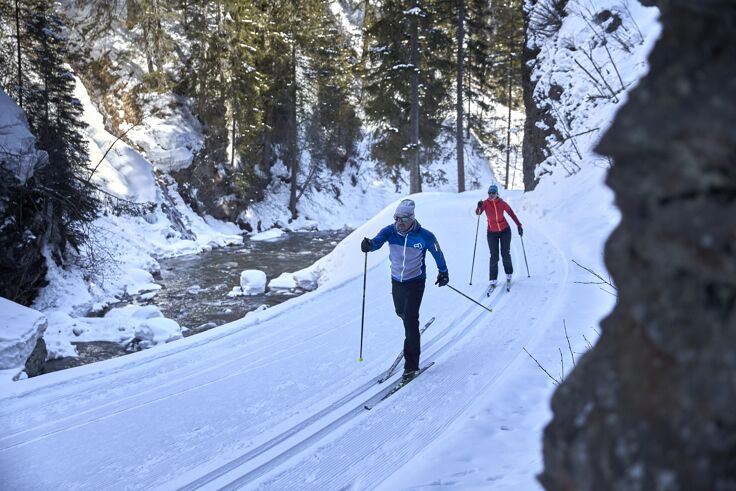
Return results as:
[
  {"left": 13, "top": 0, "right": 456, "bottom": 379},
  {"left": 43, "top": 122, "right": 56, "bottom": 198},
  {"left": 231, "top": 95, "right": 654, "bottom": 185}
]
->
[
  {"left": 43, "top": 229, "right": 351, "bottom": 374},
  {"left": 155, "top": 229, "right": 351, "bottom": 334}
]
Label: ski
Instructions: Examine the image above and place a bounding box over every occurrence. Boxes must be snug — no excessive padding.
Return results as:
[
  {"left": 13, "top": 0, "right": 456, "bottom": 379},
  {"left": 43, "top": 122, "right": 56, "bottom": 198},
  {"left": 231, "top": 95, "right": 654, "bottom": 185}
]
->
[
  {"left": 506, "top": 279, "right": 511, "bottom": 292},
  {"left": 365, "top": 362, "right": 435, "bottom": 410},
  {"left": 485, "top": 283, "right": 497, "bottom": 297},
  {"left": 378, "top": 317, "right": 436, "bottom": 383}
]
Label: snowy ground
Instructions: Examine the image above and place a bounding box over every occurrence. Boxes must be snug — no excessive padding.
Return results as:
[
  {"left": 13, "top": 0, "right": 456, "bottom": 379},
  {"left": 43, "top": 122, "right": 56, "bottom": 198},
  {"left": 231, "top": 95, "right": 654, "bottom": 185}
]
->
[
  {"left": 0, "top": 0, "right": 660, "bottom": 487},
  {"left": 0, "top": 170, "right": 617, "bottom": 489}
]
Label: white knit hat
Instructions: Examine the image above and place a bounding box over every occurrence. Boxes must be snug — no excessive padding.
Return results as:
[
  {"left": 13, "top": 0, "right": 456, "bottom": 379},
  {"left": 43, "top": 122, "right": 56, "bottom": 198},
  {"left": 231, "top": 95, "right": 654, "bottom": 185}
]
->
[{"left": 394, "top": 199, "right": 415, "bottom": 218}]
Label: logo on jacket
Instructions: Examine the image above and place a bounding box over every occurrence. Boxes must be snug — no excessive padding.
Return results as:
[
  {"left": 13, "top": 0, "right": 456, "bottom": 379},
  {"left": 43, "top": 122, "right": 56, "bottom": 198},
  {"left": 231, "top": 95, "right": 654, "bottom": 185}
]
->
[{"left": 413, "top": 243, "right": 423, "bottom": 249}]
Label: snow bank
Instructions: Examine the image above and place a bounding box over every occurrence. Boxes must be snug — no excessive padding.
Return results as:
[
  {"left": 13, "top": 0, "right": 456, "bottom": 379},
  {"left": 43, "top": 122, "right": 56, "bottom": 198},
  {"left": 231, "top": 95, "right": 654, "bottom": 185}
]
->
[
  {"left": 30, "top": 75, "right": 243, "bottom": 321},
  {"left": 0, "top": 298, "right": 47, "bottom": 376},
  {"left": 42, "top": 305, "right": 183, "bottom": 360},
  {"left": 0, "top": 90, "right": 46, "bottom": 183}
]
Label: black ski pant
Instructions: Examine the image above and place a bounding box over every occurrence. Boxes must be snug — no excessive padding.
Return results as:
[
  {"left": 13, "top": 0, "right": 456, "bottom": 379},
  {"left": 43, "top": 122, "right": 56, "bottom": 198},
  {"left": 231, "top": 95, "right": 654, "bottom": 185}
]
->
[
  {"left": 391, "top": 279, "right": 425, "bottom": 372},
  {"left": 487, "top": 227, "right": 513, "bottom": 281}
]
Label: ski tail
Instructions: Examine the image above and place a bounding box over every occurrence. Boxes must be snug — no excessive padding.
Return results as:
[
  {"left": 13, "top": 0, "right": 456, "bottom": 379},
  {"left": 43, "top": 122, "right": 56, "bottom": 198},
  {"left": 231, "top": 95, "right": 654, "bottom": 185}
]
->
[{"left": 366, "top": 362, "right": 435, "bottom": 410}]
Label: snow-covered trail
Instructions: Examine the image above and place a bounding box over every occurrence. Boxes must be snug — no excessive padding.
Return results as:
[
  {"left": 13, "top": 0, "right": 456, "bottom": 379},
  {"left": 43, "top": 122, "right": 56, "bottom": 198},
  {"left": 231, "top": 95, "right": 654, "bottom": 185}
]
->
[{"left": 0, "top": 192, "right": 568, "bottom": 490}]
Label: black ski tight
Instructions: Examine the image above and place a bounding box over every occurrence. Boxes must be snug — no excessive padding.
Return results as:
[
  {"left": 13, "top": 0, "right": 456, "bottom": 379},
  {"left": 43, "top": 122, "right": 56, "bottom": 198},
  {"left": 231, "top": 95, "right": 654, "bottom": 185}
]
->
[
  {"left": 487, "top": 227, "right": 513, "bottom": 281},
  {"left": 391, "top": 280, "right": 425, "bottom": 372}
]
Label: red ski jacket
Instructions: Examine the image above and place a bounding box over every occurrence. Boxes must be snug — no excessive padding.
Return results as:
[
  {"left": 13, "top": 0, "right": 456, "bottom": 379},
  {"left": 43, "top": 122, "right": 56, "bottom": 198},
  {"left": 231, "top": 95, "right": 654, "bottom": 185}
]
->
[{"left": 476, "top": 197, "right": 522, "bottom": 233}]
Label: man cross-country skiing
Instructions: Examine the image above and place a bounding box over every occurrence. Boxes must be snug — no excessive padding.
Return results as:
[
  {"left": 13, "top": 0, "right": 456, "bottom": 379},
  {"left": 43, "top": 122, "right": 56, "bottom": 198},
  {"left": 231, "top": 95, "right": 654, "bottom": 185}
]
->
[{"left": 361, "top": 199, "right": 449, "bottom": 381}]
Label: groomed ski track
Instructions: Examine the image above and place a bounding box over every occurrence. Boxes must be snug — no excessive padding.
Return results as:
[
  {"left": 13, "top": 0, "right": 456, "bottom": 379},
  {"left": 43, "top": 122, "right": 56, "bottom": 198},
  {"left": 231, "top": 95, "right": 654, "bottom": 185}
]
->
[{"left": 0, "top": 193, "right": 568, "bottom": 490}]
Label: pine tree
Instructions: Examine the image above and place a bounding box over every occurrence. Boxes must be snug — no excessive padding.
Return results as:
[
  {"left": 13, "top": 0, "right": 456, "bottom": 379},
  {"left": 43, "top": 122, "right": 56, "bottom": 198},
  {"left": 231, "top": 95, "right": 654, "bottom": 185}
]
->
[
  {"left": 222, "top": 0, "right": 269, "bottom": 201},
  {"left": 247, "top": 0, "right": 358, "bottom": 219},
  {"left": 126, "top": 0, "right": 175, "bottom": 90},
  {"left": 22, "top": 0, "right": 98, "bottom": 264},
  {"left": 303, "top": 3, "right": 360, "bottom": 175},
  {"left": 363, "top": 0, "right": 454, "bottom": 190},
  {"left": 0, "top": 0, "right": 33, "bottom": 107}
]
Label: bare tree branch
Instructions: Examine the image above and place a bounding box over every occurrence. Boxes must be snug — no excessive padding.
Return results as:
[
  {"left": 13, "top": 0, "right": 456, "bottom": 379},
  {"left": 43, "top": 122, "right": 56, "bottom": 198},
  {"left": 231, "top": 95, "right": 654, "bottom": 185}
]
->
[
  {"left": 564, "top": 319, "right": 576, "bottom": 367},
  {"left": 523, "top": 347, "right": 560, "bottom": 385}
]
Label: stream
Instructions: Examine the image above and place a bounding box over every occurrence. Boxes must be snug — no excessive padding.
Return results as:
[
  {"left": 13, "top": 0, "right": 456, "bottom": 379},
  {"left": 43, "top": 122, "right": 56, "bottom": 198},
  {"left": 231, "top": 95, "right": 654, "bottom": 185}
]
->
[{"left": 43, "top": 229, "right": 351, "bottom": 373}]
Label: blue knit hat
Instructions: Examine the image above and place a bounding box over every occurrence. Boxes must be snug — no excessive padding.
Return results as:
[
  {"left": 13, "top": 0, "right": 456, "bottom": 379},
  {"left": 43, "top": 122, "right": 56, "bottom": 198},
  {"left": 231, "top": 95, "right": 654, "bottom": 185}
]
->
[{"left": 488, "top": 184, "right": 499, "bottom": 194}]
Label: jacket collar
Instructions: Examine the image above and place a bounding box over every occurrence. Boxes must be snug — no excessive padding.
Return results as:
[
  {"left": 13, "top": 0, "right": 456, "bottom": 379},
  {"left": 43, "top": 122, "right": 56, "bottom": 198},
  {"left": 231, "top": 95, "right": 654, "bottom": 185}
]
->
[{"left": 395, "top": 220, "right": 420, "bottom": 237}]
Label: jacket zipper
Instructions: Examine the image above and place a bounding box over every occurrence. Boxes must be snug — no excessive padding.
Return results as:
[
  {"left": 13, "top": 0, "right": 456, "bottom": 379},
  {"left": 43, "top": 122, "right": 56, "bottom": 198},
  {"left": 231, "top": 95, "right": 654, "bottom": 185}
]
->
[
  {"left": 492, "top": 200, "right": 499, "bottom": 230},
  {"left": 400, "top": 233, "right": 408, "bottom": 281}
]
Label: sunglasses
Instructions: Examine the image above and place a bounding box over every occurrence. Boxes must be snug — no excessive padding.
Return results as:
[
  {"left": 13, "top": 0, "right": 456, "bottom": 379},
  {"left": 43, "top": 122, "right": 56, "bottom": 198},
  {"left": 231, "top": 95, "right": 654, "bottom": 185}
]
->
[{"left": 394, "top": 216, "right": 413, "bottom": 223}]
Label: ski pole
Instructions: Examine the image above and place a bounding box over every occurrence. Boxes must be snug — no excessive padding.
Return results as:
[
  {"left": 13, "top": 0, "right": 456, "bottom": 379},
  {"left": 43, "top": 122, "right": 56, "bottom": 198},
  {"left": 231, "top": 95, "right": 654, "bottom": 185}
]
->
[
  {"left": 469, "top": 211, "right": 481, "bottom": 285},
  {"left": 520, "top": 236, "right": 530, "bottom": 278},
  {"left": 446, "top": 284, "right": 493, "bottom": 313},
  {"left": 359, "top": 251, "right": 368, "bottom": 362}
]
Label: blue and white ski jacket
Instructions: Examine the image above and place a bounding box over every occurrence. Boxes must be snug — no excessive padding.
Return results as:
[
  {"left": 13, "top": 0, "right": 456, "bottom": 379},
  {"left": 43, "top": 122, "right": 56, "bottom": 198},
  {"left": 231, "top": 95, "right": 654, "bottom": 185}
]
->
[{"left": 368, "top": 221, "right": 448, "bottom": 283}]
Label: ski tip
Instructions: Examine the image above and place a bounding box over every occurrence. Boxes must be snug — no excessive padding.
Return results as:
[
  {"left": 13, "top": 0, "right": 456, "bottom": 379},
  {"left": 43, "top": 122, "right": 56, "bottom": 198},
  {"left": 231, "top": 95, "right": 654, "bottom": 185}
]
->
[{"left": 364, "top": 405, "right": 372, "bottom": 411}]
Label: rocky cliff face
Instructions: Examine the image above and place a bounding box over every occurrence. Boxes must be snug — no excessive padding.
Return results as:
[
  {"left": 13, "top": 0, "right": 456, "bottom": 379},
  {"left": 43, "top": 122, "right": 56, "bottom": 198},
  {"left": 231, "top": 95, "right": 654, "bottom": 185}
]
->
[
  {"left": 540, "top": 1, "right": 736, "bottom": 489},
  {"left": 521, "top": 0, "right": 567, "bottom": 191}
]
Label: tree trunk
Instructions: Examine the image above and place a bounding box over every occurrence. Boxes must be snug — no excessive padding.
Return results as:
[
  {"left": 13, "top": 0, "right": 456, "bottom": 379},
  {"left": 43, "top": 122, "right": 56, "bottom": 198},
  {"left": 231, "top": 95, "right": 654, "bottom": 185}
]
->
[
  {"left": 230, "top": 103, "right": 236, "bottom": 169},
  {"left": 14, "top": 0, "right": 22, "bottom": 108},
  {"left": 456, "top": 0, "right": 466, "bottom": 193},
  {"left": 288, "top": 38, "right": 299, "bottom": 220},
  {"left": 504, "top": 14, "right": 514, "bottom": 189},
  {"left": 409, "top": 0, "right": 421, "bottom": 194},
  {"left": 465, "top": 64, "right": 471, "bottom": 139}
]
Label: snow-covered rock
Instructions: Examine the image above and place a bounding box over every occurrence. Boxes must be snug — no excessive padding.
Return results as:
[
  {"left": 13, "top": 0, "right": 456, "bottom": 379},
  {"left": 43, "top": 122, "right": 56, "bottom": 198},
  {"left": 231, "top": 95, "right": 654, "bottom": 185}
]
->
[
  {"left": 133, "top": 317, "right": 183, "bottom": 349},
  {"left": 240, "top": 270, "right": 267, "bottom": 295},
  {"left": 250, "top": 229, "right": 286, "bottom": 241},
  {"left": 268, "top": 273, "right": 297, "bottom": 291},
  {"left": 124, "top": 268, "right": 163, "bottom": 296},
  {"left": 227, "top": 287, "right": 245, "bottom": 297},
  {"left": 0, "top": 298, "right": 47, "bottom": 378},
  {"left": 293, "top": 269, "right": 318, "bottom": 291}
]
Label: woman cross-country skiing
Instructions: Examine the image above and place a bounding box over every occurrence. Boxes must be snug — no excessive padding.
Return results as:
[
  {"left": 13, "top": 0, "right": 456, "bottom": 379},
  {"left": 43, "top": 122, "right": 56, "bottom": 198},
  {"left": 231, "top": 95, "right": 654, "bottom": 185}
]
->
[
  {"left": 475, "top": 184, "right": 523, "bottom": 291},
  {"left": 360, "top": 199, "right": 449, "bottom": 381}
]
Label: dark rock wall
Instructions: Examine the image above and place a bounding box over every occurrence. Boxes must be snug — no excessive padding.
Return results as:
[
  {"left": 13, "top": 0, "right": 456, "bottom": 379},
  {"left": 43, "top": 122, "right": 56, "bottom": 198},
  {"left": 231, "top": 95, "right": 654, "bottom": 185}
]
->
[
  {"left": 520, "top": 39, "right": 548, "bottom": 192},
  {"left": 521, "top": 1, "right": 566, "bottom": 191},
  {"left": 541, "top": 2, "right": 736, "bottom": 490}
]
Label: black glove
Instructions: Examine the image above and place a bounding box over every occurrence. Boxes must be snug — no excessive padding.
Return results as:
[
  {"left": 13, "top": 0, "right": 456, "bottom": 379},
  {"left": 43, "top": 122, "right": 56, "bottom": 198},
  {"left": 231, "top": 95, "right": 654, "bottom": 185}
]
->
[
  {"left": 361, "top": 237, "right": 372, "bottom": 253},
  {"left": 477, "top": 200, "right": 483, "bottom": 209},
  {"left": 517, "top": 226, "right": 523, "bottom": 237},
  {"left": 435, "top": 271, "right": 449, "bottom": 287}
]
